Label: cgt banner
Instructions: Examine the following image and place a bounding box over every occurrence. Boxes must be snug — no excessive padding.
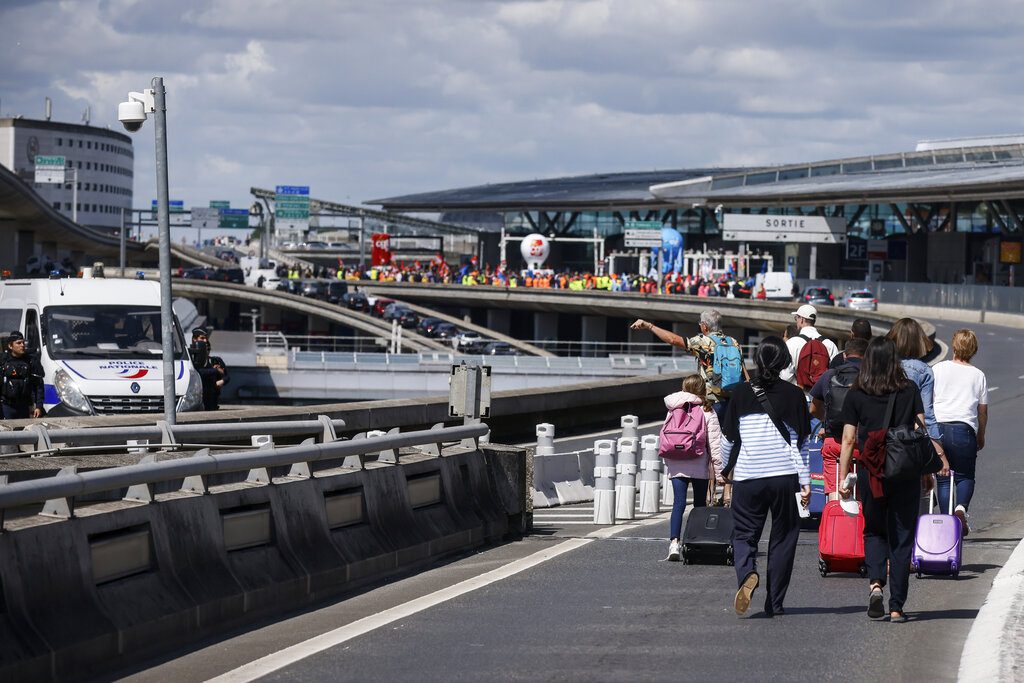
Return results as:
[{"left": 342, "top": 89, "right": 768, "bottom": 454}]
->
[{"left": 371, "top": 233, "right": 392, "bottom": 266}]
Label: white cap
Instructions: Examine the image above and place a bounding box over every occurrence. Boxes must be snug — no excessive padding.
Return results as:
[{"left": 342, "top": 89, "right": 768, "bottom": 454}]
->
[{"left": 792, "top": 304, "right": 817, "bottom": 319}]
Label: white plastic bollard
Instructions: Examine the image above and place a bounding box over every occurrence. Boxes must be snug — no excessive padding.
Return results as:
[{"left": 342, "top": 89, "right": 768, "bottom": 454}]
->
[
  {"left": 614, "top": 436, "right": 638, "bottom": 521},
  {"left": 661, "top": 469, "right": 674, "bottom": 507},
  {"left": 592, "top": 439, "right": 616, "bottom": 525},
  {"left": 620, "top": 415, "right": 639, "bottom": 441},
  {"left": 638, "top": 434, "right": 661, "bottom": 514},
  {"left": 535, "top": 423, "right": 555, "bottom": 455}
]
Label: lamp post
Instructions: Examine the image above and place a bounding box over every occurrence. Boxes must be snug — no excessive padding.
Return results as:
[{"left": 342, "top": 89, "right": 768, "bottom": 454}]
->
[
  {"left": 118, "top": 76, "right": 176, "bottom": 424},
  {"left": 250, "top": 201, "right": 264, "bottom": 262}
]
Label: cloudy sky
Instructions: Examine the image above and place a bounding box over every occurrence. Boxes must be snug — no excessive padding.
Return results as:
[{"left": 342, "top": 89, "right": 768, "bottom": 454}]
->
[{"left": 2, "top": 0, "right": 1023, "bottom": 212}]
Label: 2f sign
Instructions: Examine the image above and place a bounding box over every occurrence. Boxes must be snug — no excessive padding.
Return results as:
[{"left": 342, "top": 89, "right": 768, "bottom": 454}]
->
[{"left": 846, "top": 240, "right": 867, "bottom": 261}]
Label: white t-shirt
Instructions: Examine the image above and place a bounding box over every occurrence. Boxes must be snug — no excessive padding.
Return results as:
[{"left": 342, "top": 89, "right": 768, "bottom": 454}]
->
[
  {"left": 781, "top": 326, "right": 839, "bottom": 384},
  {"left": 932, "top": 360, "right": 988, "bottom": 432}
]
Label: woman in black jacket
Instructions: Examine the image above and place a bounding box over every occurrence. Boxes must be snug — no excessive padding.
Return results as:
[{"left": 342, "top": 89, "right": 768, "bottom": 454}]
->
[{"left": 837, "top": 337, "right": 949, "bottom": 622}]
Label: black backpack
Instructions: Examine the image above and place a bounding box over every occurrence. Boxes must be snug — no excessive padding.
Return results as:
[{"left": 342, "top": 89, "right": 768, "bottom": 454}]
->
[{"left": 824, "top": 362, "right": 860, "bottom": 439}]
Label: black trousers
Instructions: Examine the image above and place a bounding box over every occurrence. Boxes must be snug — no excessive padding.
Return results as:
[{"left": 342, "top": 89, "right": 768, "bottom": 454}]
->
[
  {"left": 731, "top": 474, "right": 801, "bottom": 613},
  {"left": 1, "top": 403, "right": 30, "bottom": 420},
  {"left": 858, "top": 468, "right": 921, "bottom": 613}
]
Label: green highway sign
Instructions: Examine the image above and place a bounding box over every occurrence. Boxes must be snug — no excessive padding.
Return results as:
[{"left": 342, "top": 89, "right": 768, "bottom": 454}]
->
[
  {"left": 34, "top": 155, "right": 66, "bottom": 184},
  {"left": 219, "top": 208, "right": 249, "bottom": 229},
  {"left": 623, "top": 220, "right": 662, "bottom": 230},
  {"left": 210, "top": 200, "right": 230, "bottom": 209}
]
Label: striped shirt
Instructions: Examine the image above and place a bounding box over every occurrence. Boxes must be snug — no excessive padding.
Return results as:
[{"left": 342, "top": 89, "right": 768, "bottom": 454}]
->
[{"left": 720, "top": 381, "right": 810, "bottom": 486}]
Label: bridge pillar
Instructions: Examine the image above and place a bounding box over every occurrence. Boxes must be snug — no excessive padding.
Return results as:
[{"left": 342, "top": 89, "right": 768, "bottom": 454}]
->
[
  {"left": 487, "top": 308, "right": 510, "bottom": 335},
  {"left": 581, "top": 316, "right": 606, "bottom": 354},
  {"left": 533, "top": 312, "right": 558, "bottom": 342},
  {"left": 15, "top": 230, "right": 34, "bottom": 277}
]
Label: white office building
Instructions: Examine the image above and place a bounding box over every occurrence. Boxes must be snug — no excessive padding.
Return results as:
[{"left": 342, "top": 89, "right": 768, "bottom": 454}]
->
[{"left": 0, "top": 117, "right": 134, "bottom": 230}]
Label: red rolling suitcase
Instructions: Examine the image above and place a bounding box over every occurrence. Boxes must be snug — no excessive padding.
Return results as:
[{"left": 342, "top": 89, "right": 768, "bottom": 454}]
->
[{"left": 818, "top": 467, "right": 866, "bottom": 577}]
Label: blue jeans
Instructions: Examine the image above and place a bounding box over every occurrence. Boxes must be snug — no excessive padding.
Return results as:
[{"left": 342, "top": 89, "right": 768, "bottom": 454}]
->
[
  {"left": 670, "top": 477, "right": 709, "bottom": 540},
  {"left": 935, "top": 422, "right": 977, "bottom": 512}
]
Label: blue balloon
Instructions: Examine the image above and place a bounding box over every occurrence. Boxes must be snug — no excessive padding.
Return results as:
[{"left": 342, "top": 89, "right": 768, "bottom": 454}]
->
[{"left": 653, "top": 227, "right": 684, "bottom": 273}]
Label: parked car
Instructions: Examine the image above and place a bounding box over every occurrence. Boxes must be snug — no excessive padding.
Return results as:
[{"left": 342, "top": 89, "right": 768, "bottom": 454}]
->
[
  {"left": 417, "top": 316, "right": 444, "bottom": 335},
  {"left": 482, "top": 341, "right": 517, "bottom": 356},
  {"left": 432, "top": 322, "right": 460, "bottom": 341},
  {"left": 398, "top": 309, "right": 420, "bottom": 328},
  {"left": 840, "top": 289, "right": 878, "bottom": 311},
  {"left": 382, "top": 304, "right": 409, "bottom": 322},
  {"left": 324, "top": 281, "right": 348, "bottom": 305},
  {"left": 214, "top": 267, "right": 244, "bottom": 284},
  {"left": 300, "top": 280, "right": 326, "bottom": 299},
  {"left": 371, "top": 298, "right": 396, "bottom": 318},
  {"left": 182, "top": 266, "right": 217, "bottom": 280},
  {"left": 304, "top": 241, "right": 329, "bottom": 250},
  {"left": 341, "top": 291, "right": 370, "bottom": 312},
  {"left": 276, "top": 279, "right": 304, "bottom": 296},
  {"left": 802, "top": 286, "right": 835, "bottom": 307},
  {"left": 454, "top": 331, "right": 485, "bottom": 353}
]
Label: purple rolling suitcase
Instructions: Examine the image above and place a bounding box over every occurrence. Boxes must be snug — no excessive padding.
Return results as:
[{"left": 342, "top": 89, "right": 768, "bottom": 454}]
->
[{"left": 912, "top": 473, "right": 963, "bottom": 578}]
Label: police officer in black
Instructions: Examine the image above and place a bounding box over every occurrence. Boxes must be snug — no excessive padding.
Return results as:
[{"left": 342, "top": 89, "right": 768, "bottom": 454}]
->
[
  {"left": 1, "top": 331, "right": 44, "bottom": 419},
  {"left": 190, "top": 327, "right": 229, "bottom": 410}
]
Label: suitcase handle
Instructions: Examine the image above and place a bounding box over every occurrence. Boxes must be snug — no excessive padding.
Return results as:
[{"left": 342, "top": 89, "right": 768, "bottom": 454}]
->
[
  {"left": 837, "top": 461, "right": 857, "bottom": 496},
  {"left": 928, "top": 469, "right": 956, "bottom": 515}
]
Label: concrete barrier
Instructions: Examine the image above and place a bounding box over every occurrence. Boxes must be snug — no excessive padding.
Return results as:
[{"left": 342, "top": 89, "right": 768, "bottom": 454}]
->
[
  {"left": 531, "top": 450, "right": 595, "bottom": 508},
  {"left": 0, "top": 444, "right": 527, "bottom": 681}
]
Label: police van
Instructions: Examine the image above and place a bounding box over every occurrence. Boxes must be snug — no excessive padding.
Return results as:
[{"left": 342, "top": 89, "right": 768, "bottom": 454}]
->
[{"left": 0, "top": 276, "right": 203, "bottom": 416}]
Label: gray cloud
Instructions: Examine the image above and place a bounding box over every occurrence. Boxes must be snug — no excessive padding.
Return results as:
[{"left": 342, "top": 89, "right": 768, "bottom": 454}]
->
[{"left": 2, "top": 0, "right": 1024, "bottom": 212}]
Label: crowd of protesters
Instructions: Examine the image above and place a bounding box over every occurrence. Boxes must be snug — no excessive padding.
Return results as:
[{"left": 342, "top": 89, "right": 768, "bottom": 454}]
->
[{"left": 270, "top": 257, "right": 764, "bottom": 298}]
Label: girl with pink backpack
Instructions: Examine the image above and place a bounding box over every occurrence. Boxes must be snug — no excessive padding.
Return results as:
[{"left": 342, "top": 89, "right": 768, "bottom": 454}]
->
[{"left": 661, "top": 374, "right": 724, "bottom": 561}]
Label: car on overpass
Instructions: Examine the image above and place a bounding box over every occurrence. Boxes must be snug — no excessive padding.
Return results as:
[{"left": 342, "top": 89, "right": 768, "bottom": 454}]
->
[
  {"left": 840, "top": 288, "right": 878, "bottom": 311},
  {"left": 802, "top": 286, "right": 835, "bottom": 307},
  {"left": 482, "top": 341, "right": 517, "bottom": 356},
  {"left": 341, "top": 291, "right": 370, "bottom": 312}
]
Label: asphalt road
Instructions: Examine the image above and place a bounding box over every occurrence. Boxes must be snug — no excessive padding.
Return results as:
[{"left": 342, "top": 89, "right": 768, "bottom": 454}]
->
[{"left": 114, "top": 320, "right": 1024, "bottom": 683}]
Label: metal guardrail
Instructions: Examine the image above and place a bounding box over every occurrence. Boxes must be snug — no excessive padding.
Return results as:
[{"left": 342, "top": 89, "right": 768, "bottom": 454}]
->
[
  {"left": 0, "top": 417, "right": 347, "bottom": 452},
  {"left": 256, "top": 333, "right": 758, "bottom": 360},
  {"left": 802, "top": 278, "right": 1024, "bottom": 315},
  {"left": 286, "top": 351, "right": 699, "bottom": 374},
  {"left": 0, "top": 422, "right": 489, "bottom": 525}
]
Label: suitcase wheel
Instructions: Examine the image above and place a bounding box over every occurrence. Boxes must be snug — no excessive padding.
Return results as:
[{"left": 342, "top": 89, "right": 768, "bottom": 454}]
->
[
  {"left": 951, "top": 562, "right": 959, "bottom": 579},
  {"left": 858, "top": 564, "right": 868, "bottom": 578},
  {"left": 818, "top": 559, "right": 828, "bottom": 577},
  {"left": 726, "top": 546, "right": 734, "bottom": 566},
  {"left": 916, "top": 571, "right": 923, "bottom": 579}
]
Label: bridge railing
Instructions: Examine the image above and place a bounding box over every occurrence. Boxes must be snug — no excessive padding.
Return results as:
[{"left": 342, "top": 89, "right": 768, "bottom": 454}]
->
[
  {"left": 256, "top": 333, "right": 758, "bottom": 359},
  {"left": 0, "top": 417, "right": 349, "bottom": 456},
  {"left": 802, "top": 278, "right": 1024, "bottom": 314},
  {"left": 0, "top": 422, "right": 489, "bottom": 527}
]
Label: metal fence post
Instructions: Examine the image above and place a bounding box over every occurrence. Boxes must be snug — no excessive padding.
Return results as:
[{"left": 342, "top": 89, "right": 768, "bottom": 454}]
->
[
  {"left": 614, "top": 436, "right": 638, "bottom": 521},
  {"left": 637, "top": 434, "right": 661, "bottom": 514},
  {"left": 592, "top": 439, "right": 616, "bottom": 525}
]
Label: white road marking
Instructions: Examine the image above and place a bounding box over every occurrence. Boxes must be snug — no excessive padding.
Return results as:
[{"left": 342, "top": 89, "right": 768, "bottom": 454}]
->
[
  {"left": 989, "top": 387, "right": 999, "bottom": 392},
  {"left": 208, "top": 537, "right": 593, "bottom": 683},
  {"left": 1018, "top": 374, "right": 1024, "bottom": 380},
  {"left": 210, "top": 505, "right": 673, "bottom": 682}
]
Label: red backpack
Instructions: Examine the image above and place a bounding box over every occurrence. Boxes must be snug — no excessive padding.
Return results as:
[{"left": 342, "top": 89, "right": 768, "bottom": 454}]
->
[
  {"left": 796, "top": 333, "right": 830, "bottom": 390},
  {"left": 658, "top": 402, "right": 707, "bottom": 460}
]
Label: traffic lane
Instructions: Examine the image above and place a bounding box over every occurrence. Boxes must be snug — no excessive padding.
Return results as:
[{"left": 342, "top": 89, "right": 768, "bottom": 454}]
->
[
  {"left": 260, "top": 529, "right": 1012, "bottom": 682},
  {"left": 112, "top": 537, "right": 567, "bottom": 683}
]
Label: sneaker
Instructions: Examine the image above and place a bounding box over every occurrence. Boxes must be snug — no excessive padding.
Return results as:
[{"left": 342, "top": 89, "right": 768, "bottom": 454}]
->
[
  {"left": 734, "top": 572, "right": 759, "bottom": 615},
  {"left": 868, "top": 587, "right": 885, "bottom": 619},
  {"left": 667, "top": 539, "right": 681, "bottom": 562},
  {"left": 954, "top": 505, "right": 970, "bottom": 538}
]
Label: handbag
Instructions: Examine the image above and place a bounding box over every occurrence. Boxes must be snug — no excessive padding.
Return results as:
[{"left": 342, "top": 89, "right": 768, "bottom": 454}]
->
[{"left": 881, "top": 392, "right": 942, "bottom": 481}]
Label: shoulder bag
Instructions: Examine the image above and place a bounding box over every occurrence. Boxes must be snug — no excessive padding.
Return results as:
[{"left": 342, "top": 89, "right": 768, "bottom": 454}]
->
[{"left": 882, "top": 391, "right": 942, "bottom": 481}]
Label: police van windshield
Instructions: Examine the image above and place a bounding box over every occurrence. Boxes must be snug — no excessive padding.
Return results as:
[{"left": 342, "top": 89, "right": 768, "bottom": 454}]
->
[{"left": 42, "top": 305, "right": 185, "bottom": 359}]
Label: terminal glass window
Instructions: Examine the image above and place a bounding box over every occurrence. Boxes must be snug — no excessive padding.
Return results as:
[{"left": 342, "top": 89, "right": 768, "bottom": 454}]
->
[
  {"left": 906, "top": 154, "right": 933, "bottom": 167},
  {"left": 965, "top": 151, "right": 995, "bottom": 162},
  {"left": 936, "top": 152, "right": 963, "bottom": 164},
  {"left": 745, "top": 171, "right": 777, "bottom": 185},
  {"left": 843, "top": 161, "right": 872, "bottom": 173},
  {"left": 710, "top": 175, "right": 744, "bottom": 189},
  {"left": 874, "top": 157, "right": 903, "bottom": 170},
  {"left": 42, "top": 305, "right": 185, "bottom": 360},
  {"left": 810, "top": 164, "right": 840, "bottom": 177},
  {"left": 778, "top": 168, "right": 809, "bottom": 180}
]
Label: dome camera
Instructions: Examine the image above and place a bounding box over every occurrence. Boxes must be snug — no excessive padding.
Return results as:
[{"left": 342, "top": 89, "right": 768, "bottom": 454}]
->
[
  {"left": 117, "top": 89, "right": 155, "bottom": 133},
  {"left": 118, "top": 100, "right": 147, "bottom": 132}
]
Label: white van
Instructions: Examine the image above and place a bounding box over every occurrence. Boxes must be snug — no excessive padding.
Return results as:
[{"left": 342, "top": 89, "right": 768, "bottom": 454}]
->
[
  {"left": 759, "top": 271, "right": 797, "bottom": 301},
  {"left": 0, "top": 276, "right": 203, "bottom": 417}
]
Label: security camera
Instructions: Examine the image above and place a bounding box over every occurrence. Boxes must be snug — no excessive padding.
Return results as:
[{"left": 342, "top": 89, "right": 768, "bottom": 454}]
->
[{"left": 118, "top": 89, "right": 155, "bottom": 133}]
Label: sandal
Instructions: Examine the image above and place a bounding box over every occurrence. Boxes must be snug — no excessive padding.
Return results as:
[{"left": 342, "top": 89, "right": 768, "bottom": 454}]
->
[
  {"left": 868, "top": 586, "right": 885, "bottom": 619},
  {"left": 890, "top": 611, "right": 908, "bottom": 623}
]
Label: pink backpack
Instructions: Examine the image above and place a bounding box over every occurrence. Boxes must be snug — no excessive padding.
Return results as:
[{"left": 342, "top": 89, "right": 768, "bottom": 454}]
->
[{"left": 658, "top": 402, "right": 707, "bottom": 460}]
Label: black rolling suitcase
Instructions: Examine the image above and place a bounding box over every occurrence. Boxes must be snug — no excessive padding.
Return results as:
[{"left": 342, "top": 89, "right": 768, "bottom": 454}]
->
[{"left": 681, "top": 504, "right": 734, "bottom": 565}]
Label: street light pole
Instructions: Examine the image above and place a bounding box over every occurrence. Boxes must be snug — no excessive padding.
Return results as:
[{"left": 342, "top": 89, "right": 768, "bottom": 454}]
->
[{"left": 152, "top": 76, "right": 176, "bottom": 425}]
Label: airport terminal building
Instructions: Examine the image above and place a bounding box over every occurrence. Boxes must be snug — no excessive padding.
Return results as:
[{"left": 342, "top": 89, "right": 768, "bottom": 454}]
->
[
  {"left": 372, "top": 135, "right": 1024, "bottom": 286},
  {"left": 0, "top": 116, "right": 134, "bottom": 231}
]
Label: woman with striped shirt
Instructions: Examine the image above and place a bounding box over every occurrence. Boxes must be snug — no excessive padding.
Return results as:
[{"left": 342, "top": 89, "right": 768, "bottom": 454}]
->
[{"left": 721, "top": 337, "right": 811, "bottom": 617}]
